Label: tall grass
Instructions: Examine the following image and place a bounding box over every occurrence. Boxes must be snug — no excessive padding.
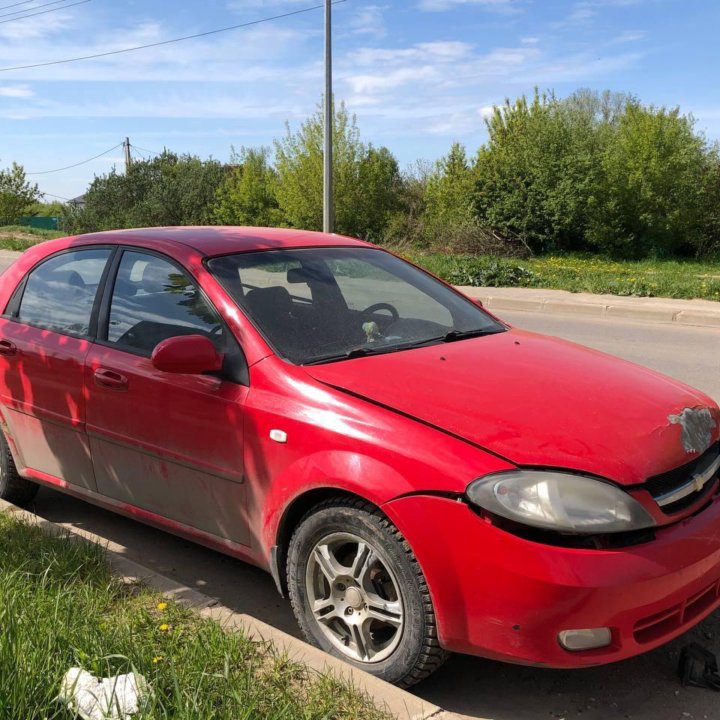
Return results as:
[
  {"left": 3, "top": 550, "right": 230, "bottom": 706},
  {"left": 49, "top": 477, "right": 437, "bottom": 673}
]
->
[
  {"left": 0, "top": 514, "right": 390, "bottom": 720},
  {"left": 406, "top": 252, "right": 720, "bottom": 301},
  {"left": 0, "top": 226, "right": 64, "bottom": 252}
]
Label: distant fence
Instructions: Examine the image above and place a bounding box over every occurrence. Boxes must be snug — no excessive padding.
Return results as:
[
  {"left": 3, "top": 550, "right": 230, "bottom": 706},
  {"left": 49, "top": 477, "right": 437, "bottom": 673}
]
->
[{"left": 14, "top": 216, "right": 60, "bottom": 231}]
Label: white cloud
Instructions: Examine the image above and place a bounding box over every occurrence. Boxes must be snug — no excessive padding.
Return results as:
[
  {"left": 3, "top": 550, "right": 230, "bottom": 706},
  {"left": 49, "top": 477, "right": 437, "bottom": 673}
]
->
[
  {"left": 347, "top": 66, "right": 439, "bottom": 94},
  {"left": 0, "top": 11, "right": 72, "bottom": 39},
  {"left": 417, "top": 41, "right": 475, "bottom": 60},
  {"left": 332, "top": 31, "right": 644, "bottom": 141},
  {"left": 559, "top": 0, "right": 646, "bottom": 26},
  {"left": 561, "top": 2, "right": 597, "bottom": 24},
  {"left": 520, "top": 51, "right": 643, "bottom": 83},
  {"left": 417, "top": 0, "right": 520, "bottom": 11},
  {"left": 0, "top": 85, "right": 34, "bottom": 98},
  {"left": 353, "top": 41, "right": 474, "bottom": 66},
  {"left": 613, "top": 29, "right": 645, "bottom": 42},
  {"left": 0, "top": 21, "right": 308, "bottom": 82},
  {"left": 226, "top": 0, "right": 309, "bottom": 9},
  {"left": 347, "top": 5, "right": 387, "bottom": 37}
]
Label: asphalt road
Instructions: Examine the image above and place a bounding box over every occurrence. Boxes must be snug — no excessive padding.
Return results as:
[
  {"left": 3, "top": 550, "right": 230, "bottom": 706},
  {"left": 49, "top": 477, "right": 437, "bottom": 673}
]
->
[{"left": 23, "top": 310, "right": 720, "bottom": 720}]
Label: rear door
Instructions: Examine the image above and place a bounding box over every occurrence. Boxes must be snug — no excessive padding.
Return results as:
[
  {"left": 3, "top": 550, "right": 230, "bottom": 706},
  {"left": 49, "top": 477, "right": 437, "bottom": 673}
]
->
[
  {"left": 0, "top": 247, "right": 113, "bottom": 490},
  {"left": 85, "top": 248, "right": 251, "bottom": 545}
]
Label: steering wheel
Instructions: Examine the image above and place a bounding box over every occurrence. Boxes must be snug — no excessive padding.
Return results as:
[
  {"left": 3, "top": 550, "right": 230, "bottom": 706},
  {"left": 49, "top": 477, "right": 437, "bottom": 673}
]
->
[{"left": 361, "top": 302, "right": 400, "bottom": 321}]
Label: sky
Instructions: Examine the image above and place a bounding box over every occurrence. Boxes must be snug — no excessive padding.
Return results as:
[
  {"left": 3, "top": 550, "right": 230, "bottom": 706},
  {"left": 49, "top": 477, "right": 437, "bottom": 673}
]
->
[{"left": 1, "top": 0, "right": 719, "bottom": 201}]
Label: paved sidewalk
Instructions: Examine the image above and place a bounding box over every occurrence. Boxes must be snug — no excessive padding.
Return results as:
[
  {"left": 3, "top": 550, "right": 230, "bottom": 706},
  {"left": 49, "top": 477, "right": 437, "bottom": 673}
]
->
[{"left": 460, "top": 285, "right": 720, "bottom": 328}]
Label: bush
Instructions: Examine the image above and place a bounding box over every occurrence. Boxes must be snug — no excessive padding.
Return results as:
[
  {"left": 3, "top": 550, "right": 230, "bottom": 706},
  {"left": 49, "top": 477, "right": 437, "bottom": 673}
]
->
[
  {"left": 66, "top": 152, "right": 225, "bottom": 234},
  {"left": 447, "top": 258, "right": 537, "bottom": 287}
]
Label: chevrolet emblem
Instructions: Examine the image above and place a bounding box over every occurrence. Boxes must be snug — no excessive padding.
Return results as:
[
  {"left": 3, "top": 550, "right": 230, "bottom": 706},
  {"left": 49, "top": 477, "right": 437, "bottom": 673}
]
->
[{"left": 693, "top": 474, "right": 706, "bottom": 493}]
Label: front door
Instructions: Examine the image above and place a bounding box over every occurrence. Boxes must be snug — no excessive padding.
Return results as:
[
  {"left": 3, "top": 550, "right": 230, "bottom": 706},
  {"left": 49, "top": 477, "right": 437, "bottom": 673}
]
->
[
  {"left": 85, "top": 249, "right": 251, "bottom": 545},
  {"left": 0, "top": 247, "right": 113, "bottom": 490}
]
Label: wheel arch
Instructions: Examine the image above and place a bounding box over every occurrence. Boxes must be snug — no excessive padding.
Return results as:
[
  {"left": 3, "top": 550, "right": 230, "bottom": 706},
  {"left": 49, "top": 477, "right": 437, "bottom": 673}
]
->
[{"left": 270, "top": 487, "right": 381, "bottom": 596}]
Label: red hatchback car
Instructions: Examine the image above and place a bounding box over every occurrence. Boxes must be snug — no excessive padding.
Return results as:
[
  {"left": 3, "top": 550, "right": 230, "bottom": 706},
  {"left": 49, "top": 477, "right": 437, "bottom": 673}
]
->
[{"left": 0, "top": 226, "right": 719, "bottom": 687}]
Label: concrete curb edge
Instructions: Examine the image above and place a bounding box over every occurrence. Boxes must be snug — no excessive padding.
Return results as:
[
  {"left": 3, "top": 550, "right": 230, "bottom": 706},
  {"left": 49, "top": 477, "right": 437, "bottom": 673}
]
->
[
  {"left": 457, "top": 286, "right": 720, "bottom": 328},
  {"left": 0, "top": 499, "right": 459, "bottom": 720}
]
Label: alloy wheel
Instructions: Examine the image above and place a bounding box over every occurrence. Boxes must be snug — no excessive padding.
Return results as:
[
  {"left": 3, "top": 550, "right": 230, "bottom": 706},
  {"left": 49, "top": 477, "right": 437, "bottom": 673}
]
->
[{"left": 305, "top": 531, "right": 404, "bottom": 663}]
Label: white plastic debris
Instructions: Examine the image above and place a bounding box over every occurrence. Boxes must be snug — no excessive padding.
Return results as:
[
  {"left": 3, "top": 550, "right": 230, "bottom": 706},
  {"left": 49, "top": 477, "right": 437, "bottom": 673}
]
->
[{"left": 57, "top": 667, "right": 150, "bottom": 720}]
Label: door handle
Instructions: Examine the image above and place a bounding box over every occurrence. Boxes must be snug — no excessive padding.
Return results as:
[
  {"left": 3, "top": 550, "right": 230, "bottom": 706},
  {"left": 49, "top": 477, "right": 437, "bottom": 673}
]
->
[
  {"left": 94, "top": 368, "right": 129, "bottom": 391},
  {"left": 0, "top": 339, "right": 16, "bottom": 356}
]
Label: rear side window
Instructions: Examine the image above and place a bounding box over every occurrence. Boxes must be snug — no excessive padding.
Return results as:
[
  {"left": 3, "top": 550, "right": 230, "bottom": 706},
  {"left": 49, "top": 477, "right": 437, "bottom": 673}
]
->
[
  {"left": 106, "top": 250, "right": 223, "bottom": 355},
  {"left": 17, "top": 248, "right": 111, "bottom": 337}
]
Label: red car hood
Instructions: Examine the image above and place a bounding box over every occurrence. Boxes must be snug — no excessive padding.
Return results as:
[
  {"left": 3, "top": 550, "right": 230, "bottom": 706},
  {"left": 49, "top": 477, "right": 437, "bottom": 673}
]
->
[{"left": 304, "top": 329, "right": 719, "bottom": 485}]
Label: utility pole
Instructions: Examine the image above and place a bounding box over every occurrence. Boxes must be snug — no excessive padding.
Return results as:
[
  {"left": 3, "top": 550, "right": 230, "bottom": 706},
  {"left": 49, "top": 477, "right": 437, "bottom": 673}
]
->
[
  {"left": 323, "top": 0, "right": 334, "bottom": 234},
  {"left": 123, "top": 137, "right": 132, "bottom": 172}
]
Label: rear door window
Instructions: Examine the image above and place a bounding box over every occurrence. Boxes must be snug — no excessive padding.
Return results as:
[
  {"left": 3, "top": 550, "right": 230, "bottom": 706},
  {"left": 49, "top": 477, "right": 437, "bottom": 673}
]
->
[{"left": 16, "top": 248, "right": 112, "bottom": 337}]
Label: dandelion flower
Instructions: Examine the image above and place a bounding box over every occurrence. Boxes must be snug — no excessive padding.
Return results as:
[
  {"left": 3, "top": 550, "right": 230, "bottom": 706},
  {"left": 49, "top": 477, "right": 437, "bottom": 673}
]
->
[
  {"left": 159, "top": 623, "right": 169, "bottom": 632},
  {"left": 157, "top": 602, "right": 167, "bottom": 611}
]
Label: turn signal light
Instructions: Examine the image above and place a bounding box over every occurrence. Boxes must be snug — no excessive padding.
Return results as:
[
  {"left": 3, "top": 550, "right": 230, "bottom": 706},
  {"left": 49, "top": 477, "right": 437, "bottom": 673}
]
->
[{"left": 558, "top": 628, "right": 612, "bottom": 651}]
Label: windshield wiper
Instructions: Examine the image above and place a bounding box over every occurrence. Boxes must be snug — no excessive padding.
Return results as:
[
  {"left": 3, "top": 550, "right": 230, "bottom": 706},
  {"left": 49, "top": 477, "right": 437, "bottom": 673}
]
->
[
  {"left": 440, "top": 328, "right": 504, "bottom": 343},
  {"left": 303, "top": 328, "right": 504, "bottom": 365},
  {"left": 303, "top": 346, "right": 379, "bottom": 365}
]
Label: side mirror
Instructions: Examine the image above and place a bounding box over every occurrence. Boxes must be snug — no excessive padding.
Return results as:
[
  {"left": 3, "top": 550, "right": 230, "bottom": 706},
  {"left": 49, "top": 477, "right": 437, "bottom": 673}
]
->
[{"left": 151, "top": 335, "right": 223, "bottom": 375}]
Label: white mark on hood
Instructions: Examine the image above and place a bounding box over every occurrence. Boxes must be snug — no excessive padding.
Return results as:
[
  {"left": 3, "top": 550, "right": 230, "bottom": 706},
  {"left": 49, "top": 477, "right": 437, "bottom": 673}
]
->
[{"left": 668, "top": 407, "right": 717, "bottom": 455}]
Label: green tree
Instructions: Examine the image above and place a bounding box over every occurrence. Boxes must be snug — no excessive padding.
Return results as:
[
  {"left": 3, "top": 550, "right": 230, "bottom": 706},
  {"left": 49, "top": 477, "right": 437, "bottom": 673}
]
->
[
  {"left": 274, "top": 100, "right": 402, "bottom": 239},
  {"left": 473, "top": 89, "right": 637, "bottom": 254},
  {"left": 383, "top": 160, "right": 433, "bottom": 247},
  {"left": 424, "top": 143, "right": 477, "bottom": 226},
  {"left": 27, "top": 200, "right": 65, "bottom": 217},
  {"left": 212, "top": 146, "right": 284, "bottom": 227},
  {"left": 0, "top": 162, "right": 39, "bottom": 223},
  {"left": 67, "top": 152, "right": 225, "bottom": 233},
  {"left": 587, "top": 103, "right": 708, "bottom": 257},
  {"left": 420, "top": 144, "right": 508, "bottom": 253},
  {"left": 476, "top": 91, "right": 594, "bottom": 253},
  {"left": 696, "top": 148, "right": 720, "bottom": 257}
]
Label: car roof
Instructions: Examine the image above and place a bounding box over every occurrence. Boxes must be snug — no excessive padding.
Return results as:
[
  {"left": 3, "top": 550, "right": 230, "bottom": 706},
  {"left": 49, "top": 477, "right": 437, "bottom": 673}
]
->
[{"left": 68, "top": 226, "right": 372, "bottom": 257}]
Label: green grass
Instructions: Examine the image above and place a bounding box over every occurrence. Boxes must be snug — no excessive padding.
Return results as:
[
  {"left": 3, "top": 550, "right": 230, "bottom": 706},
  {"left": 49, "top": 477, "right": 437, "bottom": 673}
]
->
[
  {"left": 403, "top": 252, "right": 720, "bottom": 302},
  {"left": 0, "top": 513, "right": 391, "bottom": 720},
  {"left": 0, "top": 225, "right": 64, "bottom": 251}
]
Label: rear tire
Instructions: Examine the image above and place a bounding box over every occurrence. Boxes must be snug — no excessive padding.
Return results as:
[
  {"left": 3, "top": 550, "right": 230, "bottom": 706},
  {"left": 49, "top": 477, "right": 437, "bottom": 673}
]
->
[
  {"left": 286, "top": 496, "right": 448, "bottom": 687},
  {"left": 0, "top": 431, "right": 38, "bottom": 505}
]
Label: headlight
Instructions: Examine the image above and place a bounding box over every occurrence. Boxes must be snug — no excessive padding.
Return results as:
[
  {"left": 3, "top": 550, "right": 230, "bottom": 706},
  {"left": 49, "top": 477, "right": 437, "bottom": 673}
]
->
[{"left": 466, "top": 470, "right": 656, "bottom": 534}]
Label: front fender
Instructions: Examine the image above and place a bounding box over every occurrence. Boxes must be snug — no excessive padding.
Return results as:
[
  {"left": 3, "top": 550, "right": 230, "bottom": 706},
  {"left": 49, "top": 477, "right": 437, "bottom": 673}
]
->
[
  {"left": 243, "top": 360, "right": 515, "bottom": 562},
  {"left": 260, "top": 449, "right": 418, "bottom": 553}
]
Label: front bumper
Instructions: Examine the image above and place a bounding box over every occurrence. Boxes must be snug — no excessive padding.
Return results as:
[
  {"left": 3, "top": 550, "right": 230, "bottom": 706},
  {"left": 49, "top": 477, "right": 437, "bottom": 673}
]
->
[{"left": 382, "top": 493, "right": 720, "bottom": 668}]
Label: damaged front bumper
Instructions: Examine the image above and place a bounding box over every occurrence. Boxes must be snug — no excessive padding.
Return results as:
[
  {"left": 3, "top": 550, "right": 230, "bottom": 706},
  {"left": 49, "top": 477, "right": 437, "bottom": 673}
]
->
[{"left": 382, "top": 493, "right": 720, "bottom": 668}]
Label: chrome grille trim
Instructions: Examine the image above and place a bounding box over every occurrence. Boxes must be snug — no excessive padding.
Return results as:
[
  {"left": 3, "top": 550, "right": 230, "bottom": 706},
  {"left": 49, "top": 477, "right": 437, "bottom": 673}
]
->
[{"left": 655, "top": 455, "right": 720, "bottom": 508}]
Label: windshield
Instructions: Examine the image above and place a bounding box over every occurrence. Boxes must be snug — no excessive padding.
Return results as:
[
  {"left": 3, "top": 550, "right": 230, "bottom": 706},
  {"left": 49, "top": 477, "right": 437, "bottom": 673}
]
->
[{"left": 207, "top": 247, "right": 506, "bottom": 364}]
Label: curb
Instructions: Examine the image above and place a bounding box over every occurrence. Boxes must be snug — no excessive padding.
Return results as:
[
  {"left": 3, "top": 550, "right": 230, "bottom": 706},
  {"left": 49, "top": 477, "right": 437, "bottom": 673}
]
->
[
  {"left": 457, "top": 286, "right": 720, "bottom": 329},
  {"left": 0, "top": 499, "right": 456, "bottom": 720}
]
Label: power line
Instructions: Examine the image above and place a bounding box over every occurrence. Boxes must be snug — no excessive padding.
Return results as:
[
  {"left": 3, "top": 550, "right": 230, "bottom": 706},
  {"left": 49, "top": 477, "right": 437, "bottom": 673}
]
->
[
  {"left": 0, "top": 0, "right": 346, "bottom": 72},
  {"left": 0, "top": 0, "right": 89, "bottom": 25},
  {"left": 132, "top": 144, "right": 163, "bottom": 157},
  {"left": 130, "top": 147, "right": 148, "bottom": 161},
  {"left": 39, "top": 190, "right": 73, "bottom": 201},
  {"left": 27, "top": 143, "right": 122, "bottom": 175},
  {"left": 0, "top": 0, "right": 48, "bottom": 12},
  {"left": 0, "top": 0, "right": 75, "bottom": 21}
]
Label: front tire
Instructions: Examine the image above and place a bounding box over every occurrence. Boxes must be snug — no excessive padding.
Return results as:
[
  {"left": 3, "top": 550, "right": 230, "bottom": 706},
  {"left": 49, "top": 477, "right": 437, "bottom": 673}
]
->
[
  {"left": 0, "top": 431, "right": 38, "bottom": 505},
  {"left": 286, "top": 497, "right": 448, "bottom": 687}
]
